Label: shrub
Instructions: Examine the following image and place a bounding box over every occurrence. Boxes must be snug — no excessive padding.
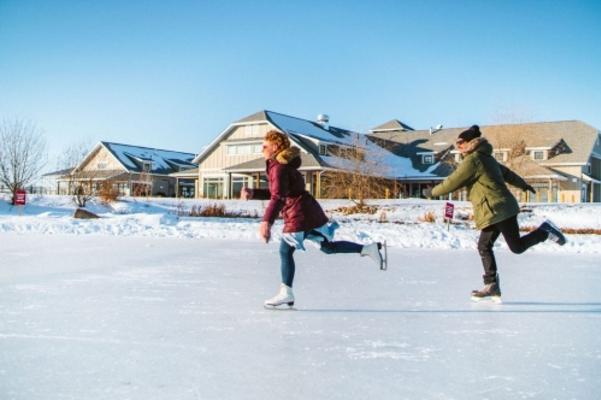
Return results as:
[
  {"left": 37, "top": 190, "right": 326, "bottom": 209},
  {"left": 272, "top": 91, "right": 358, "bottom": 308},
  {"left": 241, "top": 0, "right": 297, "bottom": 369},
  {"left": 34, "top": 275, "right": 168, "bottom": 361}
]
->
[
  {"left": 333, "top": 204, "right": 379, "bottom": 215},
  {"left": 418, "top": 211, "right": 436, "bottom": 223},
  {"left": 98, "top": 181, "right": 120, "bottom": 203}
]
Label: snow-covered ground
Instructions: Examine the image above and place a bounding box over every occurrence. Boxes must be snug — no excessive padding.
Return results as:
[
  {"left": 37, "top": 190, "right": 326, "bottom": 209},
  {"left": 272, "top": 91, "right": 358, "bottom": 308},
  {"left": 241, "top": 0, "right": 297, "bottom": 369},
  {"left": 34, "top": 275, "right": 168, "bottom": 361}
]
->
[
  {"left": 1, "top": 195, "right": 600, "bottom": 399},
  {"left": 1, "top": 234, "right": 600, "bottom": 400},
  {"left": 1, "top": 194, "right": 600, "bottom": 253}
]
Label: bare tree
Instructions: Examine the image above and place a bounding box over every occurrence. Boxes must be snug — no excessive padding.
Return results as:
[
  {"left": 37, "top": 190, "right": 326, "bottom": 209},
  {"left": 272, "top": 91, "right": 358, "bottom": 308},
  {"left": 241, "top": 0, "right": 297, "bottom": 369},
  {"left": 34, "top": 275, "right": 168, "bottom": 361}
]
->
[
  {"left": 132, "top": 170, "right": 153, "bottom": 197},
  {"left": 321, "top": 135, "right": 395, "bottom": 205},
  {"left": 56, "top": 140, "right": 97, "bottom": 207},
  {"left": 0, "top": 119, "right": 47, "bottom": 203},
  {"left": 56, "top": 140, "right": 92, "bottom": 171}
]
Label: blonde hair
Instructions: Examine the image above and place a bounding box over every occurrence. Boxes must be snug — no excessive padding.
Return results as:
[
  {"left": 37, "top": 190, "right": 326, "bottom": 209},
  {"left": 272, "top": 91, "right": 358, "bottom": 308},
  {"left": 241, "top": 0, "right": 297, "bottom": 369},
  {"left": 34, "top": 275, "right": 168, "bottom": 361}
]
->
[{"left": 264, "top": 130, "right": 290, "bottom": 151}]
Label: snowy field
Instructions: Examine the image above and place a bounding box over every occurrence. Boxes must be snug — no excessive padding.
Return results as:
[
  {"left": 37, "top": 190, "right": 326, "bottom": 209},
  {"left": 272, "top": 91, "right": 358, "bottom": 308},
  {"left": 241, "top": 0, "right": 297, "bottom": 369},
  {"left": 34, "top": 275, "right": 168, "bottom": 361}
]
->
[
  {"left": 1, "top": 194, "right": 600, "bottom": 253},
  {"left": 1, "top": 195, "right": 600, "bottom": 399},
  {"left": 1, "top": 234, "right": 600, "bottom": 400}
]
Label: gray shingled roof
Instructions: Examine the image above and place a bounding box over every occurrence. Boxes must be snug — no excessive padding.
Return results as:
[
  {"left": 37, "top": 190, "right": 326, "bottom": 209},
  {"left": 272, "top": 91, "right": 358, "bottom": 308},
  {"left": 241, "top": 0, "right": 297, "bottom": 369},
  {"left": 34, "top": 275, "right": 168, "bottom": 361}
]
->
[
  {"left": 369, "top": 120, "right": 599, "bottom": 166},
  {"left": 370, "top": 119, "right": 414, "bottom": 132},
  {"left": 235, "top": 111, "right": 269, "bottom": 124}
]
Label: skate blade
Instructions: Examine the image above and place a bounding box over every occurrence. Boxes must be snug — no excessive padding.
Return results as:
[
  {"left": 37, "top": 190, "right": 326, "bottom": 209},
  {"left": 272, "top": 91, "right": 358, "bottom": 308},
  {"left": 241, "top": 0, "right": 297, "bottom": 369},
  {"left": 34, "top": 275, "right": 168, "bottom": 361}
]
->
[
  {"left": 471, "top": 295, "right": 502, "bottom": 304},
  {"left": 264, "top": 302, "right": 295, "bottom": 310},
  {"left": 380, "top": 240, "right": 388, "bottom": 271}
]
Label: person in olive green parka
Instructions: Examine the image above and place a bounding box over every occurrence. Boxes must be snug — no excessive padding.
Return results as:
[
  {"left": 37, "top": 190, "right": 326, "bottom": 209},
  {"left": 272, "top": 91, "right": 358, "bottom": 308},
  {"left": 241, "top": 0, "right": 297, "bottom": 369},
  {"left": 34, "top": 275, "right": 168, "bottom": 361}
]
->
[{"left": 424, "top": 125, "right": 566, "bottom": 301}]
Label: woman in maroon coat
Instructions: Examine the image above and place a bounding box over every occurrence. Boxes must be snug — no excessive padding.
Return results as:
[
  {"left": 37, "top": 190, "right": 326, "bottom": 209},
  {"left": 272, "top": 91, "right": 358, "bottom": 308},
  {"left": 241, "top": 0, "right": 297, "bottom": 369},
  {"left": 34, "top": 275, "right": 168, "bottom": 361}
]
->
[{"left": 242, "top": 130, "right": 385, "bottom": 308}]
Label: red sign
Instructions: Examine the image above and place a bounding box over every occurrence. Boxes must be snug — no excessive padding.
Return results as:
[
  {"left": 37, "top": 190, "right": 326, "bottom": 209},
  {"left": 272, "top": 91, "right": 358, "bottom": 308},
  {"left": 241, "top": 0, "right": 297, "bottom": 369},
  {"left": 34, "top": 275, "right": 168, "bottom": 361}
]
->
[
  {"left": 444, "top": 202, "right": 454, "bottom": 219},
  {"left": 14, "top": 189, "right": 26, "bottom": 206}
]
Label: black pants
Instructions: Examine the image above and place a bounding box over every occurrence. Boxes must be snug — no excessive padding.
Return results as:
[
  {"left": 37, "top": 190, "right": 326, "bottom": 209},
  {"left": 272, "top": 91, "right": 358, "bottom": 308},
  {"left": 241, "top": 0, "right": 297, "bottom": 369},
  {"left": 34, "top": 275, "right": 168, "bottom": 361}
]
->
[{"left": 477, "top": 216, "right": 548, "bottom": 284}]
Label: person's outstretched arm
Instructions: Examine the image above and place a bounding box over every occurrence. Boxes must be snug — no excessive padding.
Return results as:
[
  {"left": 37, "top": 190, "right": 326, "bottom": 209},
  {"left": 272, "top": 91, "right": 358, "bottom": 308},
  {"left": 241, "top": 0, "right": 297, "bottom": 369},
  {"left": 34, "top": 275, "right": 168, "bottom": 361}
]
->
[
  {"left": 430, "top": 156, "right": 477, "bottom": 198},
  {"left": 499, "top": 164, "right": 535, "bottom": 193}
]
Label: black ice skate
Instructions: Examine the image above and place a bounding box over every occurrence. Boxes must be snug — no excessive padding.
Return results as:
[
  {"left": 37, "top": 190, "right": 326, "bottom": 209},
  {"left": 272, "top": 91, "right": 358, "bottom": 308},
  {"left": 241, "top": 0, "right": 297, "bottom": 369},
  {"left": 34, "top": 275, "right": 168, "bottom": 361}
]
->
[
  {"left": 471, "top": 278, "right": 502, "bottom": 303},
  {"left": 539, "top": 220, "right": 566, "bottom": 246}
]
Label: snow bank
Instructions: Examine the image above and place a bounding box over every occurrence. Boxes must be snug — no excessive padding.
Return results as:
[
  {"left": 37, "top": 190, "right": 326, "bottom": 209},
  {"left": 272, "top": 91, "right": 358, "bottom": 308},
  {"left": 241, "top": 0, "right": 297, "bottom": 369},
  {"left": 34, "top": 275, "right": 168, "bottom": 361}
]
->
[{"left": 1, "top": 194, "right": 600, "bottom": 253}]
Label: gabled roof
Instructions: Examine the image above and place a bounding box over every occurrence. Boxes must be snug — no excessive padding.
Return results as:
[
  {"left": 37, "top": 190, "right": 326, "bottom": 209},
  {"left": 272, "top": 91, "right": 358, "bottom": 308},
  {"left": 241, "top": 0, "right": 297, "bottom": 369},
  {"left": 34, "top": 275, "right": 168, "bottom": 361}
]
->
[
  {"left": 194, "top": 110, "right": 441, "bottom": 179},
  {"left": 369, "top": 120, "right": 600, "bottom": 166},
  {"left": 193, "top": 110, "right": 361, "bottom": 165},
  {"left": 76, "top": 142, "right": 197, "bottom": 175},
  {"left": 370, "top": 119, "right": 414, "bottom": 132}
]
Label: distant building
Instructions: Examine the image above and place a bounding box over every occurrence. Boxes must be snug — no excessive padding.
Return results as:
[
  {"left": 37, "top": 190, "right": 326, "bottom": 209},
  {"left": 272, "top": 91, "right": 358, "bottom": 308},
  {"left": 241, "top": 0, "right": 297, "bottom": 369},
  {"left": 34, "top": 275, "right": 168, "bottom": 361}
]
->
[
  {"left": 192, "top": 110, "right": 418, "bottom": 199},
  {"left": 58, "top": 142, "right": 197, "bottom": 197},
  {"left": 370, "top": 120, "right": 601, "bottom": 203}
]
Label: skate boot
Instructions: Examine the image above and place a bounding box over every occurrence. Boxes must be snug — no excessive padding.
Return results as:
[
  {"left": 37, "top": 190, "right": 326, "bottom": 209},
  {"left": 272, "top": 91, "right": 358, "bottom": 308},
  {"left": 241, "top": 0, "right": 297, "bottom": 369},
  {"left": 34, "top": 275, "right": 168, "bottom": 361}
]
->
[
  {"left": 361, "top": 242, "right": 387, "bottom": 270},
  {"left": 264, "top": 284, "right": 295, "bottom": 308},
  {"left": 539, "top": 220, "right": 566, "bottom": 246},
  {"left": 471, "top": 275, "right": 502, "bottom": 303}
]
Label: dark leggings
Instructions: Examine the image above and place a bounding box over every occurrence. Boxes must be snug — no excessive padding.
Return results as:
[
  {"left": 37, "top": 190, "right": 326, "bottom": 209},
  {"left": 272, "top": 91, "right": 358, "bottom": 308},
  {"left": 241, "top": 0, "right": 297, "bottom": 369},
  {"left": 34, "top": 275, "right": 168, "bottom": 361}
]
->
[
  {"left": 477, "top": 215, "right": 548, "bottom": 284},
  {"left": 279, "top": 237, "right": 363, "bottom": 287}
]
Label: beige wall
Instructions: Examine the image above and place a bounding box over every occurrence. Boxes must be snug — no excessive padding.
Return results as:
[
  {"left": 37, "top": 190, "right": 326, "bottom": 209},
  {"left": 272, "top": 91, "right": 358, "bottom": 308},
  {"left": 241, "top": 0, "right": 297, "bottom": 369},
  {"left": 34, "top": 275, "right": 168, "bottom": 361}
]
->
[
  {"left": 197, "top": 123, "right": 273, "bottom": 198},
  {"left": 81, "top": 147, "right": 125, "bottom": 171},
  {"left": 199, "top": 124, "right": 272, "bottom": 171}
]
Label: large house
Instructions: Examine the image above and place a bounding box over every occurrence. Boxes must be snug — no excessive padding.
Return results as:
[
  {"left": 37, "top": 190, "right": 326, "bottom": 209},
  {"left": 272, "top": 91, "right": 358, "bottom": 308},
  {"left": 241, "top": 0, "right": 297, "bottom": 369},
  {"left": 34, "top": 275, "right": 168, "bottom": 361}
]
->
[
  {"left": 369, "top": 120, "right": 601, "bottom": 203},
  {"left": 57, "top": 141, "right": 197, "bottom": 197},
  {"left": 192, "top": 110, "right": 420, "bottom": 199}
]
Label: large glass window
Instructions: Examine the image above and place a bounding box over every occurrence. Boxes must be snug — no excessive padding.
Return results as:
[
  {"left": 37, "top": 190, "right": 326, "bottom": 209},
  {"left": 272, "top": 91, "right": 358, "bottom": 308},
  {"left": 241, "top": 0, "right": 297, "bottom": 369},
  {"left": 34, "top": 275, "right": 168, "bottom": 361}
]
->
[
  {"left": 231, "top": 176, "right": 250, "bottom": 199},
  {"left": 227, "top": 143, "right": 262, "bottom": 156},
  {"left": 203, "top": 177, "right": 224, "bottom": 199}
]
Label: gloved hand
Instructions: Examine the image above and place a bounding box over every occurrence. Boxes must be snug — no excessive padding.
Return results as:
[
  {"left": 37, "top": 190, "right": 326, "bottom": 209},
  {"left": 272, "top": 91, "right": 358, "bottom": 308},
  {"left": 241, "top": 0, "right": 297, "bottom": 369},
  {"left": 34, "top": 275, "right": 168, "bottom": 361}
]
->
[
  {"left": 525, "top": 184, "right": 536, "bottom": 194},
  {"left": 422, "top": 188, "right": 433, "bottom": 198}
]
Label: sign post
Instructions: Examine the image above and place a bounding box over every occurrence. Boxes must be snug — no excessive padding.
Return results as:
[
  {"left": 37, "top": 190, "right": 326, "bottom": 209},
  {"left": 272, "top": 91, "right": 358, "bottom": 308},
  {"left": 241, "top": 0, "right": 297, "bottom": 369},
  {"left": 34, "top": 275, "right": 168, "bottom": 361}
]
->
[
  {"left": 444, "top": 202, "right": 454, "bottom": 231},
  {"left": 14, "top": 189, "right": 26, "bottom": 215}
]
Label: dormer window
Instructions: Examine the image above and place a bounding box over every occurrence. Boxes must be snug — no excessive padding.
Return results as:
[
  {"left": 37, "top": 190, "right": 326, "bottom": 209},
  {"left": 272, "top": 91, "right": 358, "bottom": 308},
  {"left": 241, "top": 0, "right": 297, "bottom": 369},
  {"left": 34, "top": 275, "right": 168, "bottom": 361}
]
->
[
  {"left": 422, "top": 154, "right": 434, "bottom": 164},
  {"left": 532, "top": 150, "right": 545, "bottom": 160},
  {"left": 319, "top": 144, "right": 327, "bottom": 156},
  {"left": 494, "top": 151, "right": 507, "bottom": 162},
  {"left": 141, "top": 161, "right": 152, "bottom": 172}
]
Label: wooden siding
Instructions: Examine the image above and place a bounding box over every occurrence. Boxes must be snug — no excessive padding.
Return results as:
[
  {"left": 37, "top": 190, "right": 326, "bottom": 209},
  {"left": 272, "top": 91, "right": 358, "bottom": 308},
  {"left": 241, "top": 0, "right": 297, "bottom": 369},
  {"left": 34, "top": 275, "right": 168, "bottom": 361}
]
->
[
  {"left": 81, "top": 147, "right": 125, "bottom": 172},
  {"left": 198, "top": 123, "right": 272, "bottom": 171}
]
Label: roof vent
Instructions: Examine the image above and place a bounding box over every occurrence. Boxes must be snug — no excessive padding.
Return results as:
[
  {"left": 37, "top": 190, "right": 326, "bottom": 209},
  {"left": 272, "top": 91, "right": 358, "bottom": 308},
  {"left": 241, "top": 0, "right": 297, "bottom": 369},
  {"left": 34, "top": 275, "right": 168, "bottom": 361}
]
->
[
  {"left": 429, "top": 124, "right": 443, "bottom": 135},
  {"left": 317, "top": 114, "right": 330, "bottom": 130}
]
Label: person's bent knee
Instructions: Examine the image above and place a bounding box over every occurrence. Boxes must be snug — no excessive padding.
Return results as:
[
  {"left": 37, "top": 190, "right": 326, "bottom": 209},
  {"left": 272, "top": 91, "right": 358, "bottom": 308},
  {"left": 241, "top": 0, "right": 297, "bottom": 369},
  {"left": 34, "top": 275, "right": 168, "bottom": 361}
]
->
[{"left": 507, "top": 244, "right": 526, "bottom": 254}]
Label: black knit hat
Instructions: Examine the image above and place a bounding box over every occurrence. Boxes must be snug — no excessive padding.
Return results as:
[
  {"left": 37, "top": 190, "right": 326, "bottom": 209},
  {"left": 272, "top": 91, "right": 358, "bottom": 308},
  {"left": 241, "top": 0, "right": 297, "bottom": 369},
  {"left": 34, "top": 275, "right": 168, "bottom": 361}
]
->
[{"left": 457, "top": 125, "right": 481, "bottom": 142}]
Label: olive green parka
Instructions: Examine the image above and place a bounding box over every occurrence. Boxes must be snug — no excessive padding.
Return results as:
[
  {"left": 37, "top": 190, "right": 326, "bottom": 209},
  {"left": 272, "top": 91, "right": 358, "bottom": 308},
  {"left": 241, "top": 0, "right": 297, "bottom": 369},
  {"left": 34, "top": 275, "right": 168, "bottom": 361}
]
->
[{"left": 431, "top": 137, "right": 530, "bottom": 230}]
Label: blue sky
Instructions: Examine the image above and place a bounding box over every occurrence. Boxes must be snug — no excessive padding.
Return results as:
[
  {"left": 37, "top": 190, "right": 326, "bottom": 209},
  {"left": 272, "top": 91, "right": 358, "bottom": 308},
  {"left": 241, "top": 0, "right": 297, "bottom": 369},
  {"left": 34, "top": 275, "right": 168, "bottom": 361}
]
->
[{"left": 1, "top": 0, "right": 600, "bottom": 170}]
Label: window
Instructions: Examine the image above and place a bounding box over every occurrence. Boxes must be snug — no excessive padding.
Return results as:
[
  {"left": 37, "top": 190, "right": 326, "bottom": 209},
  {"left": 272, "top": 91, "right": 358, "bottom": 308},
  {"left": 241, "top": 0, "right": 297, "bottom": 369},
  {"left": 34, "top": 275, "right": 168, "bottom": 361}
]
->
[
  {"left": 141, "top": 161, "right": 152, "bottom": 172},
  {"left": 422, "top": 154, "right": 434, "bottom": 164},
  {"left": 532, "top": 151, "right": 545, "bottom": 160},
  {"left": 494, "top": 152, "right": 506, "bottom": 162},
  {"left": 227, "top": 143, "right": 262, "bottom": 156},
  {"left": 97, "top": 161, "right": 108, "bottom": 169},
  {"left": 231, "top": 176, "right": 250, "bottom": 199},
  {"left": 203, "top": 177, "right": 224, "bottom": 199},
  {"left": 319, "top": 145, "right": 327, "bottom": 156}
]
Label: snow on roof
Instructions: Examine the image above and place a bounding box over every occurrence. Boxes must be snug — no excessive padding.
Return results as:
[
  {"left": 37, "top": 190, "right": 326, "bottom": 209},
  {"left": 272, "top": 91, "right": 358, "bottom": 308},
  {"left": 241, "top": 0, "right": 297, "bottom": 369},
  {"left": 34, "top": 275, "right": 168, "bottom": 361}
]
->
[
  {"left": 102, "top": 142, "right": 196, "bottom": 174},
  {"left": 266, "top": 111, "right": 356, "bottom": 146}
]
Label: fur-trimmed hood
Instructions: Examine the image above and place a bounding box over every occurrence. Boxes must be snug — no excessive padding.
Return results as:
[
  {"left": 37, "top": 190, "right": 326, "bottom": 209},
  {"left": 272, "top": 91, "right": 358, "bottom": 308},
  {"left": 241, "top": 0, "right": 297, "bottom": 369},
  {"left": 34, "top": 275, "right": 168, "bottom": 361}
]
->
[
  {"left": 464, "top": 137, "right": 493, "bottom": 156},
  {"left": 275, "top": 146, "right": 301, "bottom": 165}
]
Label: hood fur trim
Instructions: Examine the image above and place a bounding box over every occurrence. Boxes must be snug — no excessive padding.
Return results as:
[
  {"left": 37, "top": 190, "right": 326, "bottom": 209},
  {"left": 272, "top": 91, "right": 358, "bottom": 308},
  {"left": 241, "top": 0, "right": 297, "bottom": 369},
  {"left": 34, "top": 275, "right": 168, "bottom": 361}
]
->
[
  {"left": 464, "top": 137, "right": 488, "bottom": 155},
  {"left": 275, "top": 146, "right": 300, "bottom": 164}
]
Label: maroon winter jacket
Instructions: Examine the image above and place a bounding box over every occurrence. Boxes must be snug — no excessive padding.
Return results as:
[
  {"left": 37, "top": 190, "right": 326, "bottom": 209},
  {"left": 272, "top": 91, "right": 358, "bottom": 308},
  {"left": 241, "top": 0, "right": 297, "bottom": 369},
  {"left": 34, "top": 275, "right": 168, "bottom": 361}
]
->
[{"left": 250, "top": 147, "right": 328, "bottom": 233}]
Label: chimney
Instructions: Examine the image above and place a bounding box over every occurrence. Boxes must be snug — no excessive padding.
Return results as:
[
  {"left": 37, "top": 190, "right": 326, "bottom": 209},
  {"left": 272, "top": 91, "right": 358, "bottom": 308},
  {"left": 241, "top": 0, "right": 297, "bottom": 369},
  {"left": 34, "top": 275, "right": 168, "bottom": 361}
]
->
[{"left": 317, "top": 114, "right": 330, "bottom": 130}]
